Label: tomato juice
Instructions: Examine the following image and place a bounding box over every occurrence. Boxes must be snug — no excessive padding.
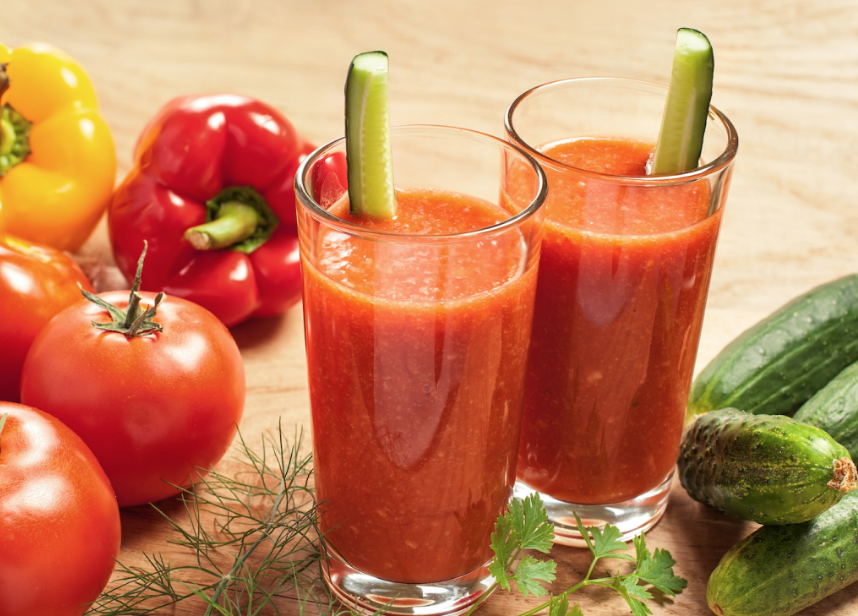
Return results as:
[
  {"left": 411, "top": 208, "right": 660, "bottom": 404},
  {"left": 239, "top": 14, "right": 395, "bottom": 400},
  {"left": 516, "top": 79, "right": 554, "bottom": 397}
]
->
[
  {"left": 302, "top": 188, "right": 538, "bottom": 583},
  {"left": 516, "top": 137, "right": 722, "bottom": 505}
]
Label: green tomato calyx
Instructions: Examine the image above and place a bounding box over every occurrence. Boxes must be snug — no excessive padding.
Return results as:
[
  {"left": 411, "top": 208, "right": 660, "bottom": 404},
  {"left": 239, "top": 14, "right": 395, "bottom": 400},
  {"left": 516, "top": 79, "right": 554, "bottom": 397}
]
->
[{"left": 81, "top": 241, "right": 165, "bottom": 338}]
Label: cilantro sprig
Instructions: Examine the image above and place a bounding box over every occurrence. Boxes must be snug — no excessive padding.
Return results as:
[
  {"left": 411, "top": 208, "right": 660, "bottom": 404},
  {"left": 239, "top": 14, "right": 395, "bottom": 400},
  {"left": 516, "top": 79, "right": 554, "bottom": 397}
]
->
[{"left": 465, "top": 494, "right": 687, "bottom": 616}]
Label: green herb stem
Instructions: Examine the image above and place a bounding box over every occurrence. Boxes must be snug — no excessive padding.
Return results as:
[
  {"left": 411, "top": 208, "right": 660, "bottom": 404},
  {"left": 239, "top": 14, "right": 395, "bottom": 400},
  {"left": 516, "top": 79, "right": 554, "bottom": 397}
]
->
[
  {"left": 203, "top": 478, "right": 287, "bottom": 616},
  {"left": 516, "top": 580, "right": 591, "bottom": 616}
]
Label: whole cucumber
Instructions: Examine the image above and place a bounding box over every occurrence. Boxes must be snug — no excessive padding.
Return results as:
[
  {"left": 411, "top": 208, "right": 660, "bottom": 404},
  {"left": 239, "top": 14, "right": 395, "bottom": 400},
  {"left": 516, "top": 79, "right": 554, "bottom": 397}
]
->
[
  {"left": 794, "top": 361, "right": 858, "bottom": 460},
  {"left": 707, "top": 491, "right": 858, "bottom": 616},
  {"left": 689, "top": 274, "right": 858, "bottom": 418},
  {"left": 679, "top": 408, "right": 857, "bottom": 524}
]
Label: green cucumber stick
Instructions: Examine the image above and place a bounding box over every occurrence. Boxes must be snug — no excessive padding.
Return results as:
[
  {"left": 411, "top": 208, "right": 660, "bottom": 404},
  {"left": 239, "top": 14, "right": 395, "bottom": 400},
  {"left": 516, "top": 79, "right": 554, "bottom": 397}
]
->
[
  {"left": 651, "top": 28, "right": 714, "bottom": 175},
  {"left": 345, "top": 51, "right": 396, "bottom": 218}
]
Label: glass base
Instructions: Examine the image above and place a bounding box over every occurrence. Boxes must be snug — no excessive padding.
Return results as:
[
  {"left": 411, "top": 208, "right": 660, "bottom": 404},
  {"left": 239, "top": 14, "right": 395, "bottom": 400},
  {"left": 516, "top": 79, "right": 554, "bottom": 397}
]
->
[
  {"left": 320, "top": 542, "right": 496, "bottom": 616},
  {"left": 514, "top": 470, "right": 673, "bottom": 547}
]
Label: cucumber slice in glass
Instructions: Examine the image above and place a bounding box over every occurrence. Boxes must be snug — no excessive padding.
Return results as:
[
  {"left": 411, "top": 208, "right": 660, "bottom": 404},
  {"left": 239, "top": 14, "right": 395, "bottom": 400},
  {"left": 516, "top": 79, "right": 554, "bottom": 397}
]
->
[
  {"left": 650, "top": 28, "right": 714, "bottom": 175},
  {"left": 345, "top": 51, "right": 396, "bottom": 217}
]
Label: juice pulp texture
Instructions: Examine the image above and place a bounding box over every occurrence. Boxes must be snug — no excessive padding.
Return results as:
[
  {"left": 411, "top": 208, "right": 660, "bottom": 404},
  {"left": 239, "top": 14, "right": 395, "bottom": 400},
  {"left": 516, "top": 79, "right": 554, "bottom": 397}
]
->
[
  {"left": 302, "top": 188, "right": 537, "bottom": 583},
  {"left": 516, "top": 138, "right": 722, "bottom": 504}
]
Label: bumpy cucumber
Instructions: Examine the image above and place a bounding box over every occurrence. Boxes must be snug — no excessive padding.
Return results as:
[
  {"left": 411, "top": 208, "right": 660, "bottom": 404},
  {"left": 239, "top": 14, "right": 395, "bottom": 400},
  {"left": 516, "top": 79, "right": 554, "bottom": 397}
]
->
[
  {"left": 679, "top": 408, "right": 857, "bottom": 524},
  {"left": 689, "top": 274, "right": 858, "bottom": 418},
  {"left": 707, "top": 491, "right": 858, "bottom": 616},
  {"left": 794, "top": 361, "right": 858, "bottom": 460}
]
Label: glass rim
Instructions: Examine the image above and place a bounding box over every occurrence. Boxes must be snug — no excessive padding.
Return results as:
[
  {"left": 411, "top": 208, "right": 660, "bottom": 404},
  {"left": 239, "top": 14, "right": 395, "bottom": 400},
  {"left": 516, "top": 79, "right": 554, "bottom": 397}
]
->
[
  {"left": 504, "top": 77, "right": 739, "bottom": 185},
  {"left": 294, "top": 124, "right": 548, "bottom": 243}
]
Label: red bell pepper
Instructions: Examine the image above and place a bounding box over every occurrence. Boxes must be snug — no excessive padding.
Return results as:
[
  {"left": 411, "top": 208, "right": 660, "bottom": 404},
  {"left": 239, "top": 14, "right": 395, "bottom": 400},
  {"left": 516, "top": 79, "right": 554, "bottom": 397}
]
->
[{"left": 108, "top": 94, "right": 313, "bottom": 327}]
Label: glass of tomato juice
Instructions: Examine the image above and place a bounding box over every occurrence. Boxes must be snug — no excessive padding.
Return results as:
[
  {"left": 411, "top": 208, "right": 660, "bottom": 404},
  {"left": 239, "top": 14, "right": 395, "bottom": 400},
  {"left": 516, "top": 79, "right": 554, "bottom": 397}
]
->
[
  {"left": 295, "top": 125, "right": 547, "bottom": 615},
  {"left": 505, "top": 78, "right": 739, "bottom": 544}
]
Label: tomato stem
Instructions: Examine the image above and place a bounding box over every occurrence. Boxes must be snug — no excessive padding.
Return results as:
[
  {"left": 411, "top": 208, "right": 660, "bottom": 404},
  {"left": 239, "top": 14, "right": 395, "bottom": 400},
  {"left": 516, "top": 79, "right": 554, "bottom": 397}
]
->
[
  {"left": 124, "top": 291, "right": 143, "bottom": 328},
  {"left": 127, "top": 292, "right": 165, "bottom": 336},
  {"left": 81, "top": 242, "right": 165, "bottom": 338}
]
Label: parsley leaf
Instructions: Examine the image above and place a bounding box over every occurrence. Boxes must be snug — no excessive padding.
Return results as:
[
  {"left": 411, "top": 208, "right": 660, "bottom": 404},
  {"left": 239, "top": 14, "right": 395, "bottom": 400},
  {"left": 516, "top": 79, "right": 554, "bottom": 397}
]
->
[
  {"left": 612, "top": 574, "right": 654, "bottom": 616},
  {"left": 573, "top": 512, "right": 594, "bottom": 553},
  {"left": 619, "top": 576, "right": 654, "bottom": 603},
  {"left": 548, "top": 595, "right": 583, "bottom": 616},
  {"left": 510, "top": 555, "right": 556, "bottom": 597},
  {"left": 632, "top": 534, "right": 688, "bottom": 596},
  {"left": 486, "top": 494, "right": 556, "bottom": 598},
  {"left": 488, "top": 511, "right": 517, "bottom": 591},
  {"left": 576, "top": 513, "right": 633, "bottom": 561},
  {"left": 509, "top": 494, "right": 554, "bottom": 553}
]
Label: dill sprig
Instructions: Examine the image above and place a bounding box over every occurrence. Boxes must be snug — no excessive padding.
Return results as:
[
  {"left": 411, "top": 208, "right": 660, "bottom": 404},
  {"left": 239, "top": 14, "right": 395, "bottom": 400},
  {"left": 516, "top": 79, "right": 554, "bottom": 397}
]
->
[{"left": 87, "top": 425, "right": 339, "bottom": 616}]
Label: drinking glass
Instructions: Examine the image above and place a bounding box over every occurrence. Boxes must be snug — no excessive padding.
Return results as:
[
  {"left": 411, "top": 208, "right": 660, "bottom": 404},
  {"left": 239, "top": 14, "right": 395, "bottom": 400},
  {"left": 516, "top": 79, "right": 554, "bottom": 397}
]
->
[
  {"left": 295, "top": 125, "right": 547, "bottom": 615},
  {"left": 505, "top": 78, "right": 738, "bottom": 544}
]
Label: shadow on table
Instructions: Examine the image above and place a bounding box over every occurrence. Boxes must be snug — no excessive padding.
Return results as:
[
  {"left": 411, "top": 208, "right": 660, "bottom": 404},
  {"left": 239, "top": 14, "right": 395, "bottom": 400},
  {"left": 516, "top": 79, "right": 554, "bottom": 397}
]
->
[
  {"left": 230, "top": 311, "right": 295, "bottom": 350},
  {"left": 118, "top": 495, "right": 190, "bottom": 551},
  {"left": 651, "top": 478, "right": 757, "bottom": 612}
]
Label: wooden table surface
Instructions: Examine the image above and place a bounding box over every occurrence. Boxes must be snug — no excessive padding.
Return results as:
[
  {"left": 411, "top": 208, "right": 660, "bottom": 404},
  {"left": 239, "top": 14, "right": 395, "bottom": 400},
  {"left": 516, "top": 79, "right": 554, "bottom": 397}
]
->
[{"left": 4, "top": 1, "right": 858, "bottom": 614}]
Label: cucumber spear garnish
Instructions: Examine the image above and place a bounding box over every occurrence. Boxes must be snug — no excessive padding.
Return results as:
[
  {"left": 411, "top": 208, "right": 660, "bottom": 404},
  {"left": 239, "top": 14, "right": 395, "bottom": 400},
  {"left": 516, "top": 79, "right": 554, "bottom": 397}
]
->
[
  {"left": 345, "top": 51, "right": 396, "bottom": 218},
  {"left": 650, "top": 28, "right": 714, "bottom": 175}
]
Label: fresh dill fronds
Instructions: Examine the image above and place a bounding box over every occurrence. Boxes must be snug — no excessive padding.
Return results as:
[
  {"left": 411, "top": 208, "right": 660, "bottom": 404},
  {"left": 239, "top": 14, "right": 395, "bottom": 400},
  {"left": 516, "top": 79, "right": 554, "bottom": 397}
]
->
[
  {"left": 86, "top": 424, "right": 339, "bottom": 616},
  {"left": 465, "top": 495, "right": 687, "bottom": 616}
]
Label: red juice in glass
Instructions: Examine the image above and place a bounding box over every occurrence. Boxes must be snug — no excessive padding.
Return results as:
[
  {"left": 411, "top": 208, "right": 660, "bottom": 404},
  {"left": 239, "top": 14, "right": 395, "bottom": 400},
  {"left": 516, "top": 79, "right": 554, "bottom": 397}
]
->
[
  {"left": 306, "top": 189, "right": 536, "bottom": 582},
  {"left": 295, "top": 126, "right": 546, "bottom": 615},
  {"left": 518, "top": 137, "right": 719, "bottom": 503},
  {"left": 505, "top": 78, "right": 738, "bottom": 544}
]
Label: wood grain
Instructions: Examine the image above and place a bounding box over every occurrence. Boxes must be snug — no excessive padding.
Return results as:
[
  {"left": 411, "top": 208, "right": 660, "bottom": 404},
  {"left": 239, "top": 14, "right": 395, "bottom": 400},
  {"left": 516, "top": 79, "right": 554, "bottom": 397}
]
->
[{"left": 3, "top": 0, "right": 858, "bottom": 613}]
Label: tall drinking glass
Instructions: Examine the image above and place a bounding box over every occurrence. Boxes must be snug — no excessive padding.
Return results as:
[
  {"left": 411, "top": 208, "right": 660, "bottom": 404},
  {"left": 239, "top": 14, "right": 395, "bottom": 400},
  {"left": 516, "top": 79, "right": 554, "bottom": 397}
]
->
[
  {"left": 295, "top": 125, "right": 547, "bottom": 615},
  {"left": 505, "top": 78, "right": 738, "bottom": 544}
]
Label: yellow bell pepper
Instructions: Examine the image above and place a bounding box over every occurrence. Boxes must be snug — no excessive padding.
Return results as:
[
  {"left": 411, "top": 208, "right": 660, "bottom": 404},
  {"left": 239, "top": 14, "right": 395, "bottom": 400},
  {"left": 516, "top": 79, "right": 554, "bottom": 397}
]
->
[{"left": 0, "top": 43, "right": 116, "bottom": 251}]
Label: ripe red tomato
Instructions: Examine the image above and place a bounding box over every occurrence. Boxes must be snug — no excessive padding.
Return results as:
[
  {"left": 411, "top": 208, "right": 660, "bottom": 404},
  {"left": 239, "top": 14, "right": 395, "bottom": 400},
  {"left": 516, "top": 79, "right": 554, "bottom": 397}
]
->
[
  {"left": 0, "top": 235, "right": 92, "bottom": 402},
  {"left": 20, "top": 289, "right": 246, "bottom": 507},
  {"left": 0, "top": 402, "right": 121, "bottom": 616}
]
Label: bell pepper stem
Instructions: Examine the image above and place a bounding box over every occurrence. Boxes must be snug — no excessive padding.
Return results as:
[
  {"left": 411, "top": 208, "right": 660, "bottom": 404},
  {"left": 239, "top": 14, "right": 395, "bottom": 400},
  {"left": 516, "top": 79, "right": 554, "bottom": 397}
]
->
[
  {"left": 0, "top": 63, "right": 15, "bottom": 159},
  {"left": 184, "top": 201, "right": 262, "bottom": 250},
  {"left": 0, "top": 119, "right": 14, "bottom": 156},
  {"left": 0, "top": 65, "right": 33, "bottom": 177}
]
